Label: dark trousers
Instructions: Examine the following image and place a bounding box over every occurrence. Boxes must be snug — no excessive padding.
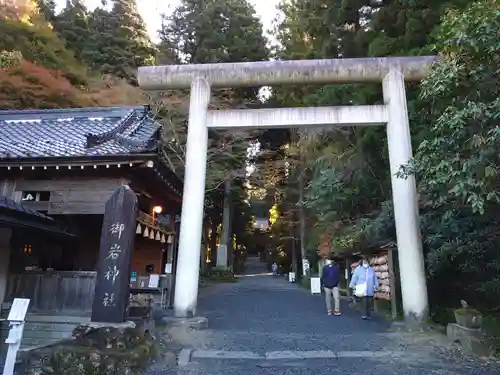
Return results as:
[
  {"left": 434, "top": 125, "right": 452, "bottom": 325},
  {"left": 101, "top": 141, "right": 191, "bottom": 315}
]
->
[{"left": 361, "top": 296, "right": 373, "bottom": 317}]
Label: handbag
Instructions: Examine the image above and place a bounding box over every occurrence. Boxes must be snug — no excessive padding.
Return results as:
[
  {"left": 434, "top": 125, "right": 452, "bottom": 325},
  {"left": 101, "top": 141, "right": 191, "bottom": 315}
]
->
[
  {"left": 354, "top": 269, "right": 369, "bottom": 297},
  {"left": 354, "top": 282, "right": 367, "bottom": 297}
]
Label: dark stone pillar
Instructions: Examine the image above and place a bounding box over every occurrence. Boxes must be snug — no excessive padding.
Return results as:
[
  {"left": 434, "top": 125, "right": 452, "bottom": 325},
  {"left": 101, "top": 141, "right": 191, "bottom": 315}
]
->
[{"left": 91, "top": 185, "right": 138, "bottom": 323}]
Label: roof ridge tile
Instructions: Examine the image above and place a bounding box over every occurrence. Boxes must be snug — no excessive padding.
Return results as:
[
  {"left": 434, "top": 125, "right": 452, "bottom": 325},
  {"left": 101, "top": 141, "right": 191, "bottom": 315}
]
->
[{"left": 0, "top": 105, "right": 159, "bottom": 159}]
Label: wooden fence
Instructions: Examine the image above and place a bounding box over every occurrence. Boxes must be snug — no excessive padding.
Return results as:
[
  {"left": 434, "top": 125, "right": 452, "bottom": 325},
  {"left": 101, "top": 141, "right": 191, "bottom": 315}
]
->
[{"left": 4, "top": 271, "right": 96, "bottom": 312}]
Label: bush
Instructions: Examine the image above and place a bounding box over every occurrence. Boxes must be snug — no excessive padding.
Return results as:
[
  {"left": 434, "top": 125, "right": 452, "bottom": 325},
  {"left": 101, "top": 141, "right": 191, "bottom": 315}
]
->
[
  {"left": 0, "top": 61, "right": 91, "bottom": 109},
  {"left": 300, "top": 276, "right": 311, "bottom": 290},
  {"left": 17, "top": 326, "right": 157, "bottom": 375},
  {"left": 201, "top": 267, "right": 238, "bottom": 283}
]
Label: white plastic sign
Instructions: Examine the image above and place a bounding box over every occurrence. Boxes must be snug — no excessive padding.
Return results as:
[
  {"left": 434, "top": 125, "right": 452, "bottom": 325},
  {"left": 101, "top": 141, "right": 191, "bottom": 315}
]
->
[
  {"left": 148, "top": 274, "right": 160, "bottom": 288},
  {"left": 7, "top": 298, "right": 30, "bottom": 322},
  {"left": 310, "top": 277, "right": 321, "bottom": 294},
  {"left": 164, "top": 263, "right": 173, "bottom": 274}
]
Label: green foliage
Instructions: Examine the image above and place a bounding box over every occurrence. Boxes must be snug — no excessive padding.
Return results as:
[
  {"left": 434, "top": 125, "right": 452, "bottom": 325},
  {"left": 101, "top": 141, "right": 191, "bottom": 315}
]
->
[
  {"left": 36, "top": 0, "right": 57, "bottom": 23},
  {"left": 0, "top": 18, "right": 87, "bottom": 85},
  {"left": 399, "top": 0, "right": 500, "bottom": 215},
  {"left": 157, "top": 0, "right": 269, "bottom": 181},
  {"left": 303, "top": 166, "right": 353, "bottom": 225},
  {"left": 161, "top": 0, "right": 268, "bottom": 64},
  {"left": 160, "top": 0, "right": 268, "bottom": 100},
  {"left": 202, "top": 267, "right": 238, "bottom": 283},
  {"left": 0, "top": 50, "right": 23, "bottom": 68},
  {"left": 332, "top": 201, "right": 395, "bottom": 253},
  {"left": 53, "top": 0, "right": 94, "bottom": 64},
  {"left": 299, "top": 276, "right": 311, "bottom": 290},
  {"left": 100, "top": 0, "right": 156, "bottom": 82},
  {"left": 266, "top": 0, "right": 499, "bottom": 323},
  {"left": 51, "top": 0, "right": 156, "bottom": 83},
  {"left": 396, "top": 0, "right": 500, "bottom": 309},
  {"left": 17, "top": 327, "right": 157, "bottom": 375},
  {"left": 155, "top": 0, "right": 270, "bottom": 271}
]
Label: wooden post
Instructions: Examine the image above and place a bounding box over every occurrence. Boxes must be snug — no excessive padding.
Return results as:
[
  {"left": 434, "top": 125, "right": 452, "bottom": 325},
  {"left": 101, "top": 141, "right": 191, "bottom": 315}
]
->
[
  {"left": 345, "top": 258, "right": 351, "bottom": 297},
  {"left": 388, "top": 248, "right": 398, "bottom": 320},
  {"left": 91, "top": 185, "right": 138, "bottom": 323},
  {"left": 372, "top": 253, "right": 379, "bottom": 313}
]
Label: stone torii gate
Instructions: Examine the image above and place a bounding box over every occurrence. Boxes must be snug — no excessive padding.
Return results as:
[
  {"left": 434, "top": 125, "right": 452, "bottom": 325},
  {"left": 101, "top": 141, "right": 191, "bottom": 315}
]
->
[{"left": 138, "top": 56, "right": 437, "bottom": 323}]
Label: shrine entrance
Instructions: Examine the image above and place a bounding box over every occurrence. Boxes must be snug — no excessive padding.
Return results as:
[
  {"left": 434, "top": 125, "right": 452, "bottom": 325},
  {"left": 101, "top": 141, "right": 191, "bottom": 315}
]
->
[{"left": 138, "top": 56, "right": 436, "bottom": 324}]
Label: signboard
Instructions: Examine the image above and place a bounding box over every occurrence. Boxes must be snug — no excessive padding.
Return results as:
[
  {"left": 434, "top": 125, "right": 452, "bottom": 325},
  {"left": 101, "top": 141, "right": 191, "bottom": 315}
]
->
[
  {"left": 130, "top": 272, "right": 137, "bottom": 282},
  {"left": 302, "top": 259, "right": 310, "bottom": 275},
  {"left": 164, "top": 263, "right": 172, "bottom": 274},
  {"left": 288, "top": 272, "right": 296, "bottom": 282},
  {"left": 7, "top": 298, "right": 30, "bottom": 322},
  {"left": 91, "top": 185, "right": 138, "bottom": 323},
  {"left": 217, "top": 244, "right": 228, "bottom": 267},
  {"left": 148, "top": 274, "right": 160, "bottom": 288},
  {"left": 310, "top": 277, "right": 321, "bottom": 294},
  {"left": 157, "top": 214, "right": 171, "bottom": 225}
]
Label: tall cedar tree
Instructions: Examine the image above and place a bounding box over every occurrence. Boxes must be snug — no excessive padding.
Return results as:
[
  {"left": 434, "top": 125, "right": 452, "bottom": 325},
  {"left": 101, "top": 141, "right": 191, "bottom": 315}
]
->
[
  {"left": 52, "top": 0, "right": 95, "bottom": 65},
  {"left": 53, "top": 0, "right": 156, "bottom": 83},
  {"left": 157, "top": 0, "right": 270, "bottom": 184},
  {"left": 104, "top": 0, "right": 156, "bottom": 82},
  {"left": 160, "top": 0, "right": 268, "bottom": 100},
  {"left": 158, "top": 0, "right": 270, "bottom": 263}
]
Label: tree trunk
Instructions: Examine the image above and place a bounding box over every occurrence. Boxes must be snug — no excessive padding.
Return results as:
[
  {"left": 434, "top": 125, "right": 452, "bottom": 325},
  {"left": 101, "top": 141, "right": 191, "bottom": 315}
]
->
[
  {"left": 209, "top": 218, "right": 219, "bottom": 265},
  {"left": 290, "top": 208, "right": 298, "bottom": 278},
  {"left": 298, "top": 171, "right": 308, "bottom": 276},
  {"left": 200, "top": 219, "right": 209, "bottom": 274},
  {"left": 217, "top": 178, "right": 232, "bottom": 269}
]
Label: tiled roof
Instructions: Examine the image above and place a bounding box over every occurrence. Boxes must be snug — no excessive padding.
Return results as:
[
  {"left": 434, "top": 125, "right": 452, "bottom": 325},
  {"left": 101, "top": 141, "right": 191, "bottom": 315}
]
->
[
  {"left": 0, "top": 106, "right": 160, "bottom": 159},
  {"left": 0, "top": 195, "right": 53, "bottom": 221},
  {"left": 0, "top": 195, "right": 74, "bottom": 236}
]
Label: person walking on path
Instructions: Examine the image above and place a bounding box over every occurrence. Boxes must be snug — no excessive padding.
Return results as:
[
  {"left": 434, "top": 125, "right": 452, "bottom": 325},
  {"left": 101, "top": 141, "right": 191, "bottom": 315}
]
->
[
  {"left": 349, "top": 256, "right": 378, "bottom": 320},
  {"left": 271, "top": 262, "right": 278, "bottom": 276},
  {"left": 321, "top": 257, "right": 341, "bottom": 316}
]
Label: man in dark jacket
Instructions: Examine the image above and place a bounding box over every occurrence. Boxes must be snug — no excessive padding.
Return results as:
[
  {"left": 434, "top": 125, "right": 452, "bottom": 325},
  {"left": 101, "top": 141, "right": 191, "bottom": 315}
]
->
[{"left": 321, "top": 257, "right": 341, "bottom": 316}]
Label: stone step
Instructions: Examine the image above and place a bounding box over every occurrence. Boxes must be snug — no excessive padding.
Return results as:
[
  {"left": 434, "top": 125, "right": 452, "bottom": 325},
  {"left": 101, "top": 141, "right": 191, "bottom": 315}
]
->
[
  {"left": 179, "top": 348, "right": 406, "bottom": 366},
  {"left": 0, "top": 314, "right": 90, "bottom": 351}
]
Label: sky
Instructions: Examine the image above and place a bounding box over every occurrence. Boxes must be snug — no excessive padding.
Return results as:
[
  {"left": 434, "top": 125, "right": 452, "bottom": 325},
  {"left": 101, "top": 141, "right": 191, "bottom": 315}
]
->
[{"left": 55, "top": 0, "right": 282, "bottom": 43}]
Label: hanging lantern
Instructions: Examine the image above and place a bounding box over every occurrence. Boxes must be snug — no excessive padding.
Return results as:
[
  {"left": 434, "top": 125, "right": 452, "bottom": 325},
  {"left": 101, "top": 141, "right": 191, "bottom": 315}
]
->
[
  {"left": 155, "top": 231, "right": 161, "bottom": 241},
  {"left": 136, "top": 223, "right": 142, "bottom": 234},
  {"left": 143, "top": 227, "right": 149, "bottom": 237},
  {"left": 161, "top": 233, "right": 166, "bottom": 243},
  {"left": 167, "top": 235, "right": 173, "bottom": 244},
  {"left": 149, "top": 230, "right": 155, "bottom": 239}
]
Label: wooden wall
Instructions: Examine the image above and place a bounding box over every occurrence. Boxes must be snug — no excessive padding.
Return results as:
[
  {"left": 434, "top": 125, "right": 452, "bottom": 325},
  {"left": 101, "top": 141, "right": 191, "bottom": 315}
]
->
[
  {"left": 5, "top": 271, "right": 96, "bottom": 312},
  {"left": 1, "top": 178, "right": 129, "bottom": 215}
]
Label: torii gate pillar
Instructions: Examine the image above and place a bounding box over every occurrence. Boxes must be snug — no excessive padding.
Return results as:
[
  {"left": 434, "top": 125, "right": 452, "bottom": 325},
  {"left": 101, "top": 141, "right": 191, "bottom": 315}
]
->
[{"left": 138, "top": 57, "right": 436, "bottom": 323}]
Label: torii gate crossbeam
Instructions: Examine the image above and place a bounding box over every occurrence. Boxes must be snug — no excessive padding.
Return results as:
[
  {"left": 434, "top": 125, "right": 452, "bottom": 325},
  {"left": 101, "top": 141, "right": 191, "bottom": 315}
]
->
[{"left": 138, "top": 56, "right": 437, "bottom": 325}]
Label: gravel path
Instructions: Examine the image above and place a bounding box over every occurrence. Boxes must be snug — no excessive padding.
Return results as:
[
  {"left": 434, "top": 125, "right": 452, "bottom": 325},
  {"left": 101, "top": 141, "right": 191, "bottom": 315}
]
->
[{"left": 146, "top": 257, "right": 500, "bottom": 375}]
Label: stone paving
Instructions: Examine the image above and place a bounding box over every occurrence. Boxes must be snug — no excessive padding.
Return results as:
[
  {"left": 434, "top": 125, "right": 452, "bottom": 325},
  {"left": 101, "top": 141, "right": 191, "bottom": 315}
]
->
[{"left": 146, "top": 257, "right": 500, "bottom": 375}]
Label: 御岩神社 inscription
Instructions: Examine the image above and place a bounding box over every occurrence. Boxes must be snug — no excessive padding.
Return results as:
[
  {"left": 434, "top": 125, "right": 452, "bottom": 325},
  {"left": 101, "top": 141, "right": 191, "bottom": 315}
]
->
[{"left": 91, "top": 185, "right": 138, "bottom": 323}]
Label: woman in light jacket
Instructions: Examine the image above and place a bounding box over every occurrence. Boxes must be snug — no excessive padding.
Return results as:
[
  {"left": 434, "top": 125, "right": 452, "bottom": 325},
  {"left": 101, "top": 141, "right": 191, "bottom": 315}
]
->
[{"left": 349, "top": 256, "right": 378, "bottom": 320}]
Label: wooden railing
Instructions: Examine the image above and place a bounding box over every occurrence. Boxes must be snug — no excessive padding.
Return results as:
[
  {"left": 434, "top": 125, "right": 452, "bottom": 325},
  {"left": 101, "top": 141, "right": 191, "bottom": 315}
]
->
[
  {"left": 5, "top": 271, "right": 96, "bottom": 312},
  {"left": 137, "top": 211, "right": 173, "bottom": 233},
  {"left": 138, "top": 211, "right": 156, "bottom": 226}
]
